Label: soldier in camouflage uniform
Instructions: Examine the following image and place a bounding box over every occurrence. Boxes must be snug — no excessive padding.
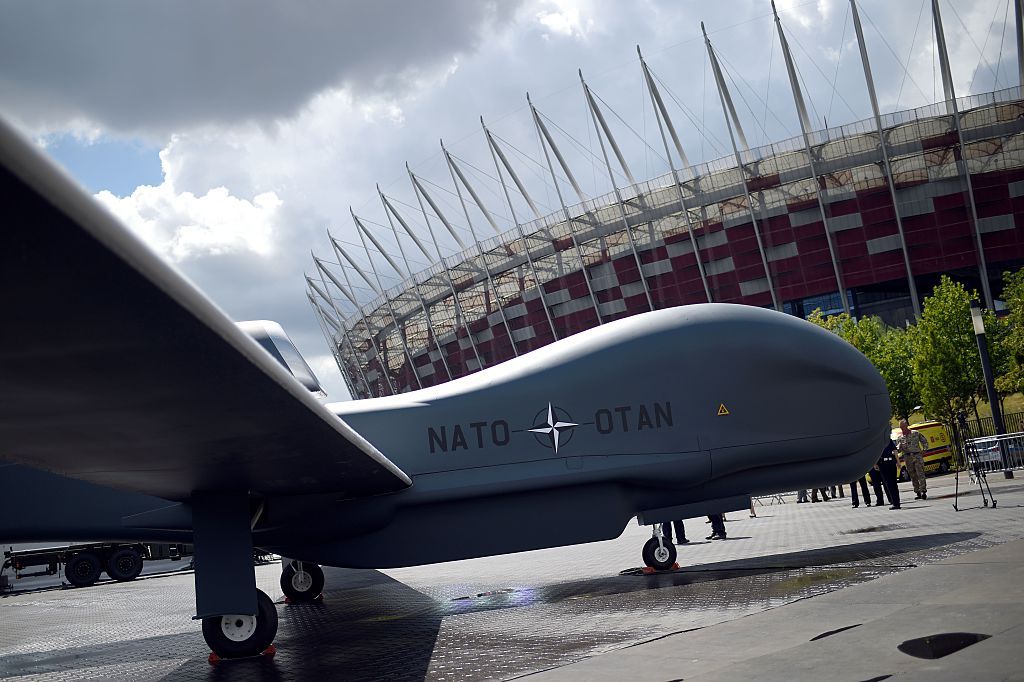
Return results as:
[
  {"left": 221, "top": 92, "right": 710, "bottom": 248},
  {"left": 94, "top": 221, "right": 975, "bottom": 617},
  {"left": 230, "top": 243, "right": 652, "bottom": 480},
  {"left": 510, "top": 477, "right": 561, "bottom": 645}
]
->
[{"left": 896, "top": 419, "right": 929, "bottom": 499}]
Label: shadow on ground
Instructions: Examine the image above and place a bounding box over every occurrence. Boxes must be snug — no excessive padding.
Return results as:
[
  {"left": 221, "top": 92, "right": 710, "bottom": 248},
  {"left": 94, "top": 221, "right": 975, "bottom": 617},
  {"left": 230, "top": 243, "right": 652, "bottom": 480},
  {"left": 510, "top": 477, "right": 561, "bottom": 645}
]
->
[{"left": 0, "top": 532, "right": 980, "bottom": 682}]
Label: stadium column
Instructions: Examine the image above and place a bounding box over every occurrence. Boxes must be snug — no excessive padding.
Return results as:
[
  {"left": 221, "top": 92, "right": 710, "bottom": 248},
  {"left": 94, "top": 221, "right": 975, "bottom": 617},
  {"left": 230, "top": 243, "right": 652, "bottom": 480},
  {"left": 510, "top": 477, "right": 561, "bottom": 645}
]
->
[
  {"left": 638, "top": 47, "right": 713, "bottom": 303},
  {"left": 772, "top": 1, "right": 850, "bottom": 315},
  {"left": 441, "top": 141, "right": 520, "bottom": 356},
  {"left": 579, "top": 70, "right": 656, "bottom": 312},
  {"left": 377, "top": 187, "right": 454, "bottom": 383},
  {"left": 406, "top": 166, "right": 485, "bottom": 373},
  {"left": 1018, "top": 0, "right": 1024, "bottom": 87},
  {"left": 481, "top": 118, "right": 560, "bottom": 341},
  {"left": 849, "top": 0, "right": 921, "bottom": 317},
  {"left": 309, "top": 254, "right": 393, "bottom": 393},
  {"left": 350, "top": 210, "right": 423, "bottom": 390},
  {"left": 305, "top": 289, "right": 358, "bottom": 399},
  {"left": 527, "top": 94, "right": 606, "bottom": 324},
  {"left": 308, "top": 268, "right": 373, "bottom": 397},
  {"left": 306, "top": 275, "right": 372, "bottom": 398},
  {"left": 703, "top": 22, "right": 781, "bottom": 312},
  {"left": 321, "top": 246, "right": 398, "bottom": 396},
  {"left": 932, "top": 0, "right": 994, "bottom": 310}
]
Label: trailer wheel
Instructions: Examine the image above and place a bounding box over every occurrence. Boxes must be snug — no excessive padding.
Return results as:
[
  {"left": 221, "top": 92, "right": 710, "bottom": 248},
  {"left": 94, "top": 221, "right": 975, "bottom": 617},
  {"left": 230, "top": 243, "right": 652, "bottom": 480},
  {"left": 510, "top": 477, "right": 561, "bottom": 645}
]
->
[
  {"left": 66, "top": 552, "right": 102, "bottom": 587},
  {"left": 107, "top": 548, "right": 144, "bottom": 582}
]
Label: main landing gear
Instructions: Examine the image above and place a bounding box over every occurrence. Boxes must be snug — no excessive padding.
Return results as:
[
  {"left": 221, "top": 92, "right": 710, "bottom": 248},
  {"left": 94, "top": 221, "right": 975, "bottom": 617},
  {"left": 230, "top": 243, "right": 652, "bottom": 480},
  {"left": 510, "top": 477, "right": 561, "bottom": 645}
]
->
[
  {"left": 280, "top": 560, "right": 325, "bottom": 602},
  {"left": 201, "top": 589, "right": 278, "bottom": 659},
  {"left": 642, "top": 526, "right": 677, "bottom": 571}
]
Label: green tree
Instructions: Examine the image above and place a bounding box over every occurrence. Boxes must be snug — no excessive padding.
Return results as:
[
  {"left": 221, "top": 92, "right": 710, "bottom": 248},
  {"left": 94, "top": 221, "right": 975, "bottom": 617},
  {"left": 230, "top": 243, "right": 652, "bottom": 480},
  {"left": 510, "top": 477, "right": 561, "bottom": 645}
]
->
[
  {"left": 995, "top": 268, "right": 1024, "bottom": 396},
  {"left": 912, "top": 276, "right": 983, "bottom": 426},
  {"left": 874, "top": 326, "right": 919, "bottom": 421},
  {"left": 807, "top": 309, "right": 915, "bottom": 420},
  {"left": 806, "top": 309, "right": 884, "bottom": 357}
]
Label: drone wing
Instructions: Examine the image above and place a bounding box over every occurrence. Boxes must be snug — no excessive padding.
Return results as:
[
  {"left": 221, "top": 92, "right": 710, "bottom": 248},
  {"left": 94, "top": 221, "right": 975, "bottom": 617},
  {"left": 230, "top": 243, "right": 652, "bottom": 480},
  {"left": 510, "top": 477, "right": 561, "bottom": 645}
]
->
[{"left": 0, "top": 117, "right": 410, "bottom": 502}]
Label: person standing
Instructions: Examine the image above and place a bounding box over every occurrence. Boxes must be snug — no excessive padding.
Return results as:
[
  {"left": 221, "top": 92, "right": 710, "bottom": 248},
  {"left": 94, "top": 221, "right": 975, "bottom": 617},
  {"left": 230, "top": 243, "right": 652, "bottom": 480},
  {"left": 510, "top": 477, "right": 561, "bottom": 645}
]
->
[
  {"left": 895, "top": 419, "right": 929, "bottom": 500},
  {"left": 868, "top": 468, "right": 886, "bottom": 506},
  {"left": 849, "top": 474, "right": 870, "bottom": 508},
  {"left": 661, "top": 520, "right": 688, "bottom": 544},
  {"left": 706, "top": 513, "right": 727, "bottom": 540},
  {"left": 876, "top": 439, "right": 901, "bottom": 510}
]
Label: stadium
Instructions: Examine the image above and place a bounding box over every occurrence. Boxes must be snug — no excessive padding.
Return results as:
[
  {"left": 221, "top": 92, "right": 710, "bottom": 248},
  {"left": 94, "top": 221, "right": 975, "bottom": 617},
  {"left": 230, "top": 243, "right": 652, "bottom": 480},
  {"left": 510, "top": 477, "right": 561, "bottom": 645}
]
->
[{"left": 308, "top": 2, "right": 1024, "bottom": 399}]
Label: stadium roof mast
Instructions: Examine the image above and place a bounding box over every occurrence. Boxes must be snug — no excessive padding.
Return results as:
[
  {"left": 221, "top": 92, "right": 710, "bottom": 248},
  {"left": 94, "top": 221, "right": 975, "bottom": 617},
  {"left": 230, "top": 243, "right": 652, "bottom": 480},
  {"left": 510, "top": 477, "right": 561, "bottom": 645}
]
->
[
  {"left": 481, "top": 117, "right": 560, "bottom": 341},
  {"left": 771, "top": 1, "right": 850, "bottom": 317},
  {"left": 350, "top": 209, "right": 424, "bottom": 390},
  {"left": 579, "top": 70, "right": 655, "bottom": 312},
  {"left": 702, "top": 23, "right": 781, "bottom": 312},
  {"left": 440, "top": 140, "right": 520, "bottom": 357},
  {"left": 638, "top": 46, "right": 713, "bottom": 303},
  {"left": 404, "top": 165, "right": 485, "bottom": 371},
  {"left": 849, "top": 0, "right": 921, "bottom": 318},
  {"left": 527, "top": 93, "right": 606, "bottom": 324},
  {"left": 320, "top": 244, "right": 398, "bottom": 396},
  {"left": 1018, "top": 0, "right": 1024, "bottom": 86},
  {"left": 304, "top": 289, "right": 356, "bottom": 395},
  {"left": 305, "top": 278, "right": 369, "bottom": 397},
  {"left": 376, "top": 186, "right": 454, "bottom": 382},
  {"left": 411, "top": 161, "right": 512, "bottom": 360},
  {"left": 314, "top": 251, "right": 396, "bottom": 395},
  {"left": 932, "top": 0, "right": 994, "bottom": 310}
]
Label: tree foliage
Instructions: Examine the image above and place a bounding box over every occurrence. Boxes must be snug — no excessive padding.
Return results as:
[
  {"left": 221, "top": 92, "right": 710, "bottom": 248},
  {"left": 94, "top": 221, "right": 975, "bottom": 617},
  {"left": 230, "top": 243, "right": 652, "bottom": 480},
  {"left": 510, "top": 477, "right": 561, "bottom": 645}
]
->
[
  {"left": 875, "top": 326, "right": 919, "bottom": 421},
  {"left": 995, "top": 268, "right": 1024, "bottom": 396},
  {"left": 911, "top": 276, "right": 983, "bottom": 426},
  {"left": 807, "top": 308, "right": 915, "bottom": 420}
]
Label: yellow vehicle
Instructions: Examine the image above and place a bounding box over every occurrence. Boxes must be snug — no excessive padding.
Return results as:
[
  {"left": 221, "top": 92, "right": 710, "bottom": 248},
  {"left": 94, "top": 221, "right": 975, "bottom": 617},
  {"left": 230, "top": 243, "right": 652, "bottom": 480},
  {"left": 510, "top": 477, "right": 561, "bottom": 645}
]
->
[{"left": 890, "top": 420, "right": 954, "bottom": 481}]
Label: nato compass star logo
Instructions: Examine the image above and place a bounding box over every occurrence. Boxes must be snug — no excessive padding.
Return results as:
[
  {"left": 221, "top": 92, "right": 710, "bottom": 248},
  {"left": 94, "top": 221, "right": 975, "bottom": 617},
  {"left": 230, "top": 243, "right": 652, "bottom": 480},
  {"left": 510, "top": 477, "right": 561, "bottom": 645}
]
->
[{"left": 528, "top": 402, "right": 579, "bottom": 453}]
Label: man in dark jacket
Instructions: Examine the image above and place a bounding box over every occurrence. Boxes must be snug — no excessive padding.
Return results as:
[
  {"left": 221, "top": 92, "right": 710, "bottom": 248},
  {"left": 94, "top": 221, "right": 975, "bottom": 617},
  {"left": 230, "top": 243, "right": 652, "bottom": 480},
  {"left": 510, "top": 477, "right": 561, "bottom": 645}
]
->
[{"left": 876, "top": 439, "right": 901, "bottom": 510}]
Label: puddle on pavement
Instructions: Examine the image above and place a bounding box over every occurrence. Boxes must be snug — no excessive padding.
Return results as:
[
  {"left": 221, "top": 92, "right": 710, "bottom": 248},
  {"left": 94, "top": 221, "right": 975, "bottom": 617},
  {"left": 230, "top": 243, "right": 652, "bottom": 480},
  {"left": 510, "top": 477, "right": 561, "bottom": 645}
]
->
[{"left": 897, "top": 632, "right": 991, "bottom": 659}]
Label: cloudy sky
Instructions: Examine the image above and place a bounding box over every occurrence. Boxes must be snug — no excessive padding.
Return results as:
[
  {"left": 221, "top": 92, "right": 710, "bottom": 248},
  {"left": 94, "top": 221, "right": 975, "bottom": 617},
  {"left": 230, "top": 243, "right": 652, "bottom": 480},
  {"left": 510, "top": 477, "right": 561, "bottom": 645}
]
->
[{"left": 1, "top": 0, "right": 1017, "bottom": 399}]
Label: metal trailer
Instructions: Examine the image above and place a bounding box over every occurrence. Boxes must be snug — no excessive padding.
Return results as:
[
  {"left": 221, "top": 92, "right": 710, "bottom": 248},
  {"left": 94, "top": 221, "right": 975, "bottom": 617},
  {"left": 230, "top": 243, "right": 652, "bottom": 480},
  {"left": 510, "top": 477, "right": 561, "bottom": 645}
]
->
[{"left": 1, "top": 542, "right": 186, "bottom": 588}]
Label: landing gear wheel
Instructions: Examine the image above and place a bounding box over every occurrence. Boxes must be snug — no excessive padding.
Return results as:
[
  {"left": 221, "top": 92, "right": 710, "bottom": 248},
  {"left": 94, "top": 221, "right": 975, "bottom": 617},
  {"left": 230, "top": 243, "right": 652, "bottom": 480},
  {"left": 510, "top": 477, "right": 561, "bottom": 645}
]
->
[
  {"left": 280, "top": 562, "right": 325, "bottom": 602},
  {"left": 202, "top": 589, "right": 278, "bottom": 658},
  {"left": 65, "top": 552, "right": 102, "bottom": 587},
  {"left": 642, "top": 537, "right": 676, "bottom": 571},
  {"left": 106, "top": 548, "right": 144, "bottom": 582}
]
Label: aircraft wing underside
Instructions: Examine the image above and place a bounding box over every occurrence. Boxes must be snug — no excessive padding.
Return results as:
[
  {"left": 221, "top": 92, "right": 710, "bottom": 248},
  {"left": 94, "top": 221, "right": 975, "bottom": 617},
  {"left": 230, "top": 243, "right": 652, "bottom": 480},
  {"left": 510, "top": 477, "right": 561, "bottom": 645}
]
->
[{"left": 0, "top": 117, "right": 411, "bottom": 502}]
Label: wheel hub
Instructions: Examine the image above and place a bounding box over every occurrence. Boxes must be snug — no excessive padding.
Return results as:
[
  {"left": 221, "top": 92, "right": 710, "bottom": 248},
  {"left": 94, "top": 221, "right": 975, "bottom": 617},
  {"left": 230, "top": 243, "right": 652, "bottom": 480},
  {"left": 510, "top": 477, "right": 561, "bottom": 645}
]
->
[
  {"left": 291, "top": 570, "right": 313, "bottom": 593},
  {"left": 654, "top": 546, "right": 670, "bottom": 564},
  {"left": 220, "top": 614, "right": 258, "bottom": 642}
]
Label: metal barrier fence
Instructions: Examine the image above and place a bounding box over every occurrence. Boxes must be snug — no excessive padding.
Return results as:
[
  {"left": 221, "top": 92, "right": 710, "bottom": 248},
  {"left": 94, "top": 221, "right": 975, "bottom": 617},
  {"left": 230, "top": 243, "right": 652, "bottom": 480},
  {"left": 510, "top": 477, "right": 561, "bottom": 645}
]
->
[
  {"left": 965, "top": 432, "right": 1024, "bottom": 476},
  {"left": 961, "top": 411, "right": 1024, "bottom": 439}
]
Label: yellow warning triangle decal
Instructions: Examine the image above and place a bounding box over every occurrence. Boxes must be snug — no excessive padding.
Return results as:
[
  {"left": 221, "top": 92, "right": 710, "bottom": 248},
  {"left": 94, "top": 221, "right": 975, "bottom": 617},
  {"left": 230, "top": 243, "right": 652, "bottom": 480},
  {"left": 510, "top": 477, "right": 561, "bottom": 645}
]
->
[{"left": 717, "top": 403, "right": 730, "bottom": 416}]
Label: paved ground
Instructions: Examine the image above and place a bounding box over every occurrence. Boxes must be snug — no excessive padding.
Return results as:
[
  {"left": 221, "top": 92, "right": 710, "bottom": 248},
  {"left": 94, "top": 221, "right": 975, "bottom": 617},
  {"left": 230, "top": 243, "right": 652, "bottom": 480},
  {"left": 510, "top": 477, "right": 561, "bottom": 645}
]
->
[{"left": 1, "top": 471, "right": 1022, "bottom": 681}]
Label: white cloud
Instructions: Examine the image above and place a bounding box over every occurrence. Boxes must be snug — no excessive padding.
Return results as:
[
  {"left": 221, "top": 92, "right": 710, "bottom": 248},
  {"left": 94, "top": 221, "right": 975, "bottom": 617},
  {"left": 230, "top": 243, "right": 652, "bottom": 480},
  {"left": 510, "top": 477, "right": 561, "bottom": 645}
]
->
[
  {"left": 95, "top": 179, "right": 282, "bottom": 263},
  {"left": 536, "top": 1, "right": 593, "bottom": 40},
  {"left": 3, "top": 0, "right": 1010, "bottom": 402}
]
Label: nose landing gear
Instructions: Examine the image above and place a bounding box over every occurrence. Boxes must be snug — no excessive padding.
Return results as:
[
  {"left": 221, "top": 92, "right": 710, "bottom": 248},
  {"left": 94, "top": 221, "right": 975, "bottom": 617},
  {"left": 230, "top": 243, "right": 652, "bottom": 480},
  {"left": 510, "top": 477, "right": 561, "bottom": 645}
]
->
[
  {"left": 642, "top": 526, "right": 677, "bottom": 571},
  {"left": 280, "top": 560, "right": 325, "bottom": 602}
]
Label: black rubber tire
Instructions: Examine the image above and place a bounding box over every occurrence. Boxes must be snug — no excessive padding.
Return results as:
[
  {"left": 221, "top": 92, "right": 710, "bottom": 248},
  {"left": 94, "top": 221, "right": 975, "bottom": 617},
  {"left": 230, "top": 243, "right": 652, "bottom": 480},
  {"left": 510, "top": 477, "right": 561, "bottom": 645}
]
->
[
  {"left": 641, "top": 537, "right": 677, "bottom": 570},
  {"left": 899, "top": 467, "right": 908, "bottom": 482},
  {"left": 202, "top": 589, "right": 278, "bottom": 658},
  {"left": 939, "top": 460, "right": 950, "bottom": 474},
  {"left": 65, "top": 552, "right": 102, "bottom": 587},
  {"left": 280, "top": 562, "right": 325, "bottom": 602},
  {"left": 106, "top": 548, "right": 144, "bottom": 582}
]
